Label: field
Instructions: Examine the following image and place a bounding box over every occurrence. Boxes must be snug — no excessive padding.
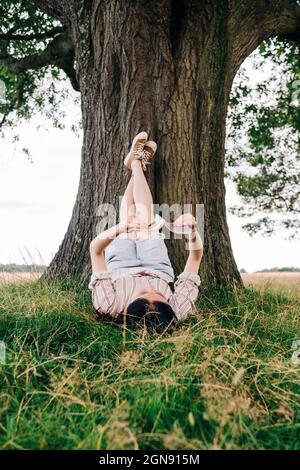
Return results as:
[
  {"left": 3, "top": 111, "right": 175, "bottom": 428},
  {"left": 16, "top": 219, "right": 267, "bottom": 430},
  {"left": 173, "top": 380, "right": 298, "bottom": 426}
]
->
[
  {"left": 242, "top": 272, "right": 300, "bottom": 295},
  {"left": 0, "top": 272, "right": 41, "bottom": 284},
  {"left": 2, "top": 271, "right": 299, "bottom": 290},
  {"left": 0, "top": 271, "right": 299, "bottom": 450}
]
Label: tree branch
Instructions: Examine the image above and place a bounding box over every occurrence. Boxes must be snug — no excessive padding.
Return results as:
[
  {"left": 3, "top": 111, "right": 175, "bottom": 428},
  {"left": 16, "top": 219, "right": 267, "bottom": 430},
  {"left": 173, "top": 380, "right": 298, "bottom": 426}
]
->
[
  {"left": 278, "top": 4, "right": 300, "bottom": 41},
  {"left": 31, "top": 0, "right": 66, "bottom": 22},
  {"left": 55, "top": 56, "right": 80, "bottom": 91},
  {"left": 5, "top": 35, "right": 73, "bottom": 73},
  {"left": 3, "top": 34, "right": 80, "bottom": 91},
  {"left": 266, "top": 1, "right": 300, "bottom": 43},
  {"left": 0, "top": 17, "right": 44, "bottom": 38},
  {"left": 230, "top": 0, "right": 300, "bottom": 73},
  {"left": 0, "top": 26, "right": 65, "bottom": 41}
]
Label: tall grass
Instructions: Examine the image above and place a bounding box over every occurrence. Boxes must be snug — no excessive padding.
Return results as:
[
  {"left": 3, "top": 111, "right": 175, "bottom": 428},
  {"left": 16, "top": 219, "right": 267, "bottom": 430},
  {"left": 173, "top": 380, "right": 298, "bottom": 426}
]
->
[{"left": 0, "top": 279, "right": 299, "bottom": 450}]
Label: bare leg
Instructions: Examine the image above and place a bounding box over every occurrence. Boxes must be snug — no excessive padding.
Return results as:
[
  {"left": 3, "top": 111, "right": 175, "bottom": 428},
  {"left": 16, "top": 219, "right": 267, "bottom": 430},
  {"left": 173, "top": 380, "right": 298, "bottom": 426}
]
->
[
  {"left": 131, "top": 160, "right": 154, "bottom": 225},
  {"left": 119, "top": 177, "right": 136, "bottom": 224}
]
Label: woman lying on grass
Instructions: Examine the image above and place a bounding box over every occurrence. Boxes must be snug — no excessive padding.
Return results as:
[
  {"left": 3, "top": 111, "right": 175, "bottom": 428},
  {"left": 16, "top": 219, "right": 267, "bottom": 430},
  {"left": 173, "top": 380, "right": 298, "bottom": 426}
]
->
[{"left": 89, "top": 131, "right": 203, "bottom": 330}]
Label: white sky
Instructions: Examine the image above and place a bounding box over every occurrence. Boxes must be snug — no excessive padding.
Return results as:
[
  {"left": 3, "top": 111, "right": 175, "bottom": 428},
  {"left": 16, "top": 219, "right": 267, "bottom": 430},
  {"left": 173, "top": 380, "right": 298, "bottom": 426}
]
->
[{"left": 0, "top": 61, "right": 299, "bottom": 273}]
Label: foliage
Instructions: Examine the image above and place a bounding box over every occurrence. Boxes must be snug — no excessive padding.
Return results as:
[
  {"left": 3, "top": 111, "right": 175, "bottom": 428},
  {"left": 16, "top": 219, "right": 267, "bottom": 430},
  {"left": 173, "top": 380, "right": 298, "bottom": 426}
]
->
[
  {"left": 227, "top": 38, "right": 300, "bottom": 238},
  {"left": 0, "top": 2, "right": 299, "bottom": 236},
  {"left": 0, "top": 0, "right": 81, "bottom": 157}
]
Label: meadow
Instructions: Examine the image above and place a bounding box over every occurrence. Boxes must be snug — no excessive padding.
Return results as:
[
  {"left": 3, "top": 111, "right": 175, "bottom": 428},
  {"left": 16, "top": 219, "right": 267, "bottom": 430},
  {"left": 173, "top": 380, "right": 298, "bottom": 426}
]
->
[{"left": 0, "top": 272, "right": 299, "bottom": 450}]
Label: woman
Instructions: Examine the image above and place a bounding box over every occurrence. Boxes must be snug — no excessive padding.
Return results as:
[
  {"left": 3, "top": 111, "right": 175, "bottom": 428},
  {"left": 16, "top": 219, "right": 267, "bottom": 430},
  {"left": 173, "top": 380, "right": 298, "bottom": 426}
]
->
[{"left": 88, "top": 132, "right": 203, "bottom": 329}]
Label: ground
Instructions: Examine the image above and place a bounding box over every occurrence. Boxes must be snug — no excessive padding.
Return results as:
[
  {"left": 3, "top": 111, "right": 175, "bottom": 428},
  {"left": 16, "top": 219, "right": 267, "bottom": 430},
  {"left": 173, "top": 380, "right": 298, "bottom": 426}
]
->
[{"left": 0, "top": 272, "right": 299, "bottom": 449}]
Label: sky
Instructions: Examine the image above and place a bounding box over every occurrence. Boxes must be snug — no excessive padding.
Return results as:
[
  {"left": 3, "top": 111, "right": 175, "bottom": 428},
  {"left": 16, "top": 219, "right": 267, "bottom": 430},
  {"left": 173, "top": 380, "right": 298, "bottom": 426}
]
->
[{"left": 0, "top": 64, "right": 299, "bottom": 273}]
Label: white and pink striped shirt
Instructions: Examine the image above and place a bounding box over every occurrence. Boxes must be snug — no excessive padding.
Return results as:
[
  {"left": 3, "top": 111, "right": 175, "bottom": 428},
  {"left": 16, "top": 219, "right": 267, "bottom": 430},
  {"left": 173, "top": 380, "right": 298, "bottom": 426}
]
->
[{"left": 88, "top": 268, "right": 201, "bottom": 322}]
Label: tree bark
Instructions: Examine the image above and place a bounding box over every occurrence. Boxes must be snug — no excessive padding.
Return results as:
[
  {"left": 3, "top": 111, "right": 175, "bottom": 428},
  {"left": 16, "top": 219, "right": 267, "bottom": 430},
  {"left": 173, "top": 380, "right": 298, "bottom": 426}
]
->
[{"left": 37, "top": 0, "right": 300, "bottom": 287}]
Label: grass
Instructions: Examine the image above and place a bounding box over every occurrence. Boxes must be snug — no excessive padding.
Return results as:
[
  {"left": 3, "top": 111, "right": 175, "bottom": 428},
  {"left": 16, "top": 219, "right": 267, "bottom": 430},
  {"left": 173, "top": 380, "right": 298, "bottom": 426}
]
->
[{"left": 0, "top": 276, "right": 299, "bottom": 450}]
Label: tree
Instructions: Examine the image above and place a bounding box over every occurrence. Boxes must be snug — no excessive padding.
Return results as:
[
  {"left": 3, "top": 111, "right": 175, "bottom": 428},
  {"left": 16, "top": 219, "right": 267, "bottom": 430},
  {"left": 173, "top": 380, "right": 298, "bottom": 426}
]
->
[
  {"left": 1, "top": 0, "right": 299, "bottom": 287},
  {"left": 227, "top": 38, "right": 300, "bottom": 238}
]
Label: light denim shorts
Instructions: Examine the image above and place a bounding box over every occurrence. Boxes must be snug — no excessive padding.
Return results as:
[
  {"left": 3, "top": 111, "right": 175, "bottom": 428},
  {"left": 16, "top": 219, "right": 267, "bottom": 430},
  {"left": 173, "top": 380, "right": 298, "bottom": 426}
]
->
[{"left": 104, "top": 236, "right": 174, "bottom": 281}]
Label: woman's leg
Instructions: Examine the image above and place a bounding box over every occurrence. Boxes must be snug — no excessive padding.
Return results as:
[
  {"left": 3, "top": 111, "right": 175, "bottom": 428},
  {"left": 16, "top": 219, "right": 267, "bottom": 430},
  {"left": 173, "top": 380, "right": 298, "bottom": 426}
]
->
[
  {"left": 119, "top": 176, "right": 136, "bottom": 225},
  {"left": 119, "top": 159, "right": 154, "bottom": 231},
  {"left": 131, "top": 160, "right": 154, "bottom": 225}
]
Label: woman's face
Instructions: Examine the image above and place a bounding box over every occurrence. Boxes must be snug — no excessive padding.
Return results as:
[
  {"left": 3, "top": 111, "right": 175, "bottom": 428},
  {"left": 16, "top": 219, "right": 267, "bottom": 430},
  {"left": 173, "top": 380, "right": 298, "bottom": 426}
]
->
[{"left": 134, "top": 285, "right": 169, "bottom": 304}]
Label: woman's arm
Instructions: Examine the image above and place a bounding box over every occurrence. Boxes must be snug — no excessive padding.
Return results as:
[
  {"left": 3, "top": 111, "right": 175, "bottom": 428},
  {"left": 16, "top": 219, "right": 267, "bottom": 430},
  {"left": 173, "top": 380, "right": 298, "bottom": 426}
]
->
[
  {"left": 183, "top": 229, "right": 203, "bottom": 274},
  {"left": 173, "top": 213, "right": 203, "bottom": 275},
  {"left": 89, "top": 224, "right": 124, "bottom": 272},
  {"left": 89, "top": 217, "right": 148, "bottom": 272}
]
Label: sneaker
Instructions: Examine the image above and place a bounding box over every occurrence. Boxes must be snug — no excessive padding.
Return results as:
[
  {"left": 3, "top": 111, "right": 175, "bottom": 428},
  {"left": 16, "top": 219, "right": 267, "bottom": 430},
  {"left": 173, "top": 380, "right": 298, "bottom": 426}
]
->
[
  {"left": 124, "top": 131, "right": 148, "bottom": 170},
  {"left": 139, "top": 141, "right": 157, "bottom": 171}
]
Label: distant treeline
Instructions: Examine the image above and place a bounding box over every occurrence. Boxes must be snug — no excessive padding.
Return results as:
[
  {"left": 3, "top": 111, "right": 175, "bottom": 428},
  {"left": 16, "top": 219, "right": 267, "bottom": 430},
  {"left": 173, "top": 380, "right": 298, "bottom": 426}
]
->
[
  {"left": 240, "top": 267, "right": 300, "bottom": 273},
  {"left": 0, "top": 264, "right": 47, "bottom": 273},
  {"left": 255, "top": 267, "right": 300, "bottom": 273}
]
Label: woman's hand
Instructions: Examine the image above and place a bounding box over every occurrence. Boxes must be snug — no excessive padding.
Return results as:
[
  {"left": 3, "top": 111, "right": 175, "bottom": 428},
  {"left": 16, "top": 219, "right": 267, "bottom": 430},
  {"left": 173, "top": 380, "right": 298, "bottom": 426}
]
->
[
  {"left": 175, "top": 214, "right": 203, "bottom": 274},
  {"left": 118, "top": 215, "right": 149, "bottom": 234},
  {"left": 173, "top": 213, "right": 197, "bottom": 232}
]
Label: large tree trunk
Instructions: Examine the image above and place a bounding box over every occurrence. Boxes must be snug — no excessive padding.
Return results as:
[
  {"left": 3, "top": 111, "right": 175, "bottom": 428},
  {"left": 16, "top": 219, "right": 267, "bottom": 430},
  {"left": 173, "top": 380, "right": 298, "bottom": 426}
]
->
[
  {"left": 40, "top": 0, "right": 299, "bottom": 287},
  {"left": 156, "top": 1, "right": 241, "bottom": 286},
  {"left": 43, "top": 0, "right": 242, "bottom": 287}
]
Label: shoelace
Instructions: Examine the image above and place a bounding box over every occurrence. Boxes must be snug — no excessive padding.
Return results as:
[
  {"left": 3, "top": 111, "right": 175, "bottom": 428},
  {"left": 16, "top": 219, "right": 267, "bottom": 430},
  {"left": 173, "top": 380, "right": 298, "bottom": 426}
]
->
[
  {"left": 132, "top": 142, "right": 144, "bottom": 155},
  {"left": 132, "top": 143, "right": 152, "bottom": 171},
  {"left": 139, "top": 148, "right": 152, "bottom": 171}
]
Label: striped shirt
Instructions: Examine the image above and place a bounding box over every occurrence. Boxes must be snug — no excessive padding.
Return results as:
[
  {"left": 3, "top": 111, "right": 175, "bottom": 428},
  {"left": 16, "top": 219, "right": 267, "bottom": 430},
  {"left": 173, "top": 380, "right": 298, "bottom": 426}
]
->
[{"left": 88, "top": 268, "right": 201, "bottom": 322}]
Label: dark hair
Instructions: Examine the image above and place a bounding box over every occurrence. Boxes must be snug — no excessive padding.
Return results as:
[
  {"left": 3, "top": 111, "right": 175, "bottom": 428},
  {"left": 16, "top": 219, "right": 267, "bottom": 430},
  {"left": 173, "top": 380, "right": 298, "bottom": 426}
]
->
[{"left": 125, "top": 298, "right": 176, "bottom": 331}]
